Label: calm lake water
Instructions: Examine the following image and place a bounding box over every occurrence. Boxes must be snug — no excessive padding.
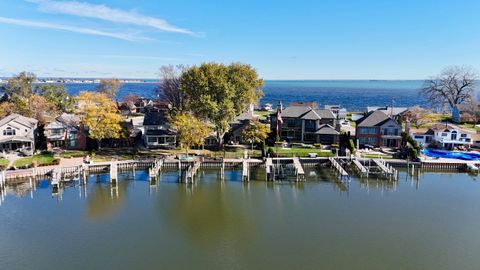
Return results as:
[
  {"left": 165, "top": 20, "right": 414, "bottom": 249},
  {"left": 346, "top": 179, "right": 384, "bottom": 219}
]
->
[
  {"left": 1, "top": 168, "right": 479, "bottom": 270},
  {"left": 64, "top": 80, "right": 427, "bottom": 111}
]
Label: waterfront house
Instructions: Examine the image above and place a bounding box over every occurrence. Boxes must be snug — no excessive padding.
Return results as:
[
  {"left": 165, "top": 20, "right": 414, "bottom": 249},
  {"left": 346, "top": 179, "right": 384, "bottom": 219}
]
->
[
  {"left": 226, "top": 110, "right": 260, "bottom": 145},
  {"left": 142, "top": 111, "right": 176, "bottom": 148},
  {"left": 367, "top": 106, "right": 407, "bottom": 122},
  {"left": 412, "top": 124, "right": 472, "bottom": 149},
  {"left": 271, "top": 104, "right": 339, "bottom": 144},
  {"left": 0, "top": 113, "right": 37, "bottom": 153},
  {"left": 355, "top": 110, "right": 402, "bottom": 148},
  {"left": 45, "top": 113, "right": 87, "bottom": 151}
]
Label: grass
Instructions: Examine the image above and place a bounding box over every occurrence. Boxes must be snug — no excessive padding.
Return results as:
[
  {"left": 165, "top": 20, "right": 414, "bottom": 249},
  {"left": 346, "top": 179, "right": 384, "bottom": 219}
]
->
[
  {"left": 60, "top": 150, "right": 90, "bottom": 158},
  {"left": 361, "top": 154, "right": 394, "bottom": 159},
  {"left": 269, "top": 147, "right": 334, "bottom": 157},
  {"left": 13, "top": 153, "right": 59, "bottom": 168},
  {"left": 0, "top": 159, "right": 9, "bottom": 169}
]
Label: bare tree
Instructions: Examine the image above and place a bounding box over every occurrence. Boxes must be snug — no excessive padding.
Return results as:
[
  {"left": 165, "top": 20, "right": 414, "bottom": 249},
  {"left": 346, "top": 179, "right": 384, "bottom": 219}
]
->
[
  {"left": 97, "top": 78, "right": 122, "bottom": 100},
  {"left": 402, "top": 105, "right": 431, "bottom": 128},
  {"left": 420, "top": 66, "right": 478, "bottom": 111},
  {"left": 157, "top": 65, "right": 185, "bottom": 113}
]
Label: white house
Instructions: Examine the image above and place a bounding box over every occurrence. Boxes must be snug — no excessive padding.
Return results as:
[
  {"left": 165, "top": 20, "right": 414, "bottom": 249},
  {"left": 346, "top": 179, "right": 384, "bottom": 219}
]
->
[
  {"left": 412, "top": 124, "right": 472, "bottom": 149},
  {"left": 0, "top": 113, "right": 38, "bottom": 153}
]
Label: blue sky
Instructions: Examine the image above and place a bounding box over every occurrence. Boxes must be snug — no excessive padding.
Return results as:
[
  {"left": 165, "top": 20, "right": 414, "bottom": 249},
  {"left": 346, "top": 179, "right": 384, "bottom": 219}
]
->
[{"left": 0, "top": 0, "right": 479, "bottom": 79}]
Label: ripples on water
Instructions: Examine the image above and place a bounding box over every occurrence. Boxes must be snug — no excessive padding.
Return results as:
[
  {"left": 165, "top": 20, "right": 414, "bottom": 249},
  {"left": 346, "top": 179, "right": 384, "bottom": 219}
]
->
[
  {"left": 65, "top": 80, "right": 427, "bottom": 111},
  {"left": 0, "top": 168, "right": 480, "bottom": 270}
]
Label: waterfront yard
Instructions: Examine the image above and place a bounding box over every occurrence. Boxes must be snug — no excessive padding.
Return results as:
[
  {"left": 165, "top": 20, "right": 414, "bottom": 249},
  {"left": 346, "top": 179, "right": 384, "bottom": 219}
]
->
[
  {"left": 13, "top": 153, "right": 59, "bottom": 168},
  {"left": 0, "top": 159, "right": 9, "bottom": 169},
  {"left": 269, "top": 147, "right": 334, "bottom": 157}
]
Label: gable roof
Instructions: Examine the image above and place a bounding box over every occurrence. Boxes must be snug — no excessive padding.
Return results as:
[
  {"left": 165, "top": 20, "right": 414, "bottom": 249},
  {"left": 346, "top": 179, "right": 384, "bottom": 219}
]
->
[
  {"left": 281, "top": 106, "right": 312, "bottom": 118},
  {"left": 0, "top": 113, "right": 37, "bottom": 129},
  {"left": 300, "top": 109, "right": 321, "bottom": 120},
  {"left": 315, "top": 109, "right": 336, "bottom": 119},
  {"left": 427, "top": 124, "right": 457, "bottom": 133},
  {"left": 314, "top": 124, "right": 340, "bottom": 135},
  {"left": 143, "top": 111, "right": 169, "bottom": 126},
  {"left": 279, "top": 106, "right": 336, "bottom": 120},
  {"left": 367, "top": 106, "right": 408, "bottom": 116},
  {"left": 356, "top": 110, "right": 396, "bottom": 127}
]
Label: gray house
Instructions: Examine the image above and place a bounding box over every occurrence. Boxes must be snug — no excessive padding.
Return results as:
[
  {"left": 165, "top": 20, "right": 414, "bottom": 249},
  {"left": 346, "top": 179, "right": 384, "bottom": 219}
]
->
[
  {"left": 271, "top": 105, "right": 339, "bottom": 144},
  {"left": 142, "top": 111, "right": 176, "bottom": 148},
  {"left": 0, "top": 113, "right": 38, "bottom": 153}
]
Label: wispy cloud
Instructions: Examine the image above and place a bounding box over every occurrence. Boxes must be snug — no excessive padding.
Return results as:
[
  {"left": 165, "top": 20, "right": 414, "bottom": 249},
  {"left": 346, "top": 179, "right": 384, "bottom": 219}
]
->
[
  {"left": 0, "top": 16, "right": 146, "bottom": 41},
  {"left": 28, "top": 0, "right": 197, "bottom": 36}
]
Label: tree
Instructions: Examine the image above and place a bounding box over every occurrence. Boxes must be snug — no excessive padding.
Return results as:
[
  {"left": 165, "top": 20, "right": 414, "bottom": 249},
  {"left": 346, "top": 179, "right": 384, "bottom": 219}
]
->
[
  {"left": 462, "top": 95, "right": 479, "bottom": 125},
  {"left": 36, "top": 84, "right": 74, "bottom": 112},
  {"left": 76, "top": 92, "right": 123, "bottom": 150},
  {"left": 420, "top": 66, "right": 478, "bottom": 111},
  {"left": 180, "top": 63, "right": 264, "bottom": 146},
  {"left": 97, "top": 78, "right": 122, "bottom": 100},
  {"left": 242, "top": 120, "right": 269, "bottom": 150},
  {"left": 3, "top": 72, "right": 36, "bottom": 97},
  {"left": 157, "top": 65, "right": 185, "bottom": 113},
  {"left": 0, "top": 102, "right": 16, "bottom": 118},
  {"left": 402, "top": 106, "right": 431, "bottom": 129},
  {"left": 171, "top": 113, "right": 211, "bottom": 155}
]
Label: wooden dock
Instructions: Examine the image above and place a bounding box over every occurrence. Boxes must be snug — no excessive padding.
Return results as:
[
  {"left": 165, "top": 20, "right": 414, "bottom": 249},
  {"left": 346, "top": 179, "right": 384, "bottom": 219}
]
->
[
  {"left": 372, "top": 159, "right": 398, "bottom": 180},
  {"left": 292, "top": 157, "right": 305, "bottom": 181},
  {"left": 352, "top": 159, "right": 368, "bottom": 177},
  {"left": 242, "top": 159, "right": 249, "bottom": 182},
  {"left": 149, "top": 159, "right": 164, "bottom": 178},
  {"left": 265, "top": 158, "right": 274, "bottom": 181},
  {"left": 182, "top": 160, "right": 201, "bottom": 183},
  {"left": 328, "top": 157, "right": 349, "bottom": 180}
]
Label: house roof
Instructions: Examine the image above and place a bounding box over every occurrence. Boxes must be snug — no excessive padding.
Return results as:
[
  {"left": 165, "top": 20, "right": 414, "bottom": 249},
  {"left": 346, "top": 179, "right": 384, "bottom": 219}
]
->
[
  {"left": 314, "top": 124, "right": 340, "bottom": 135},
  {"left": 145, "top": 129, "right": 176, "bottom": 136},
  {"left": 281, "top": 106, "right": 312, "bottom": 118},
  {"left": 143, "top": 111, "right": 169, "bottom": 126},
  {"left": 427, "top": 124, "right": 457, "bottom": 133},
  {"left": 46, "top": 113, "right": 81, "bottom": 130},
  {"left": 279, "top": 106, "right": 336, "bottom": 120},
  {"left": 300, "top": 109, "right": 321, "bottom": 120},
  {"left": 0, "top": 113, "right": 37, "bottom": 129},
  {"left": 356, "top": 110, "right": 394, "bottom": 127},
  {"left": 367, "top": 106, "right": 408, "bottom": 116}
]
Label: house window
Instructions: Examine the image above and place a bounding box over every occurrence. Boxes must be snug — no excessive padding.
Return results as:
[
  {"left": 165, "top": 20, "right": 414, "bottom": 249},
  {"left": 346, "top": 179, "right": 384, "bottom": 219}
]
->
[
  {"left": 147, "top": 137, "right": 157, "bottom": 143},
  {"left": 304, "top": 120, "right": 316, "bottom": 131},
  {"left": 3, "top": 127, "right": 15, "bottom": 136},
  {"left": 50, "top": 129, "right": 63, "bottom": 137},
  {"left": 359, "top": 127, "right": 377, "bottom": 135},
  {"left": 461, "top": 134, "right": 467, "bottom": 138},
  {"left": 68, "top": 131, "right": 77, "bottom": 147},
  {"left": 414, "top": 136, "right": 424, "bottom": 139},
  {"left": 441, "top": 133, "right": 448, "bottom": 137}
]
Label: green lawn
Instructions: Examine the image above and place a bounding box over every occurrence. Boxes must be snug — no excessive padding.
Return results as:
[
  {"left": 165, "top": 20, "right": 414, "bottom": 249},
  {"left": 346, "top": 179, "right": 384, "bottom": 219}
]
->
[
  {"left": 0, "top": 159, "right": 9, "bottom": 169},
  {"left": 14, "top": 153, "right": 59, "bottom": 168},
  {"left": 361, "top": 153, "right": 393, "bottom": 159},
  {"left": 269, "top": 147, "right": 334, "bottom": 157},
  {"left": 60, "top": 150, "right": 90, "bottom": 158}
]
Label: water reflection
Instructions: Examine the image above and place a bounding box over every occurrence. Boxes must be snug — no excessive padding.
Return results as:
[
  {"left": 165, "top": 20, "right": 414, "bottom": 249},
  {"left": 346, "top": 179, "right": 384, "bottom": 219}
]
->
[
  {"left": 159, "top": 178, "right": 255, "bottom": 249},
  {"left": 85, "top": 174, "right": 129, "bottom": 221}
]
